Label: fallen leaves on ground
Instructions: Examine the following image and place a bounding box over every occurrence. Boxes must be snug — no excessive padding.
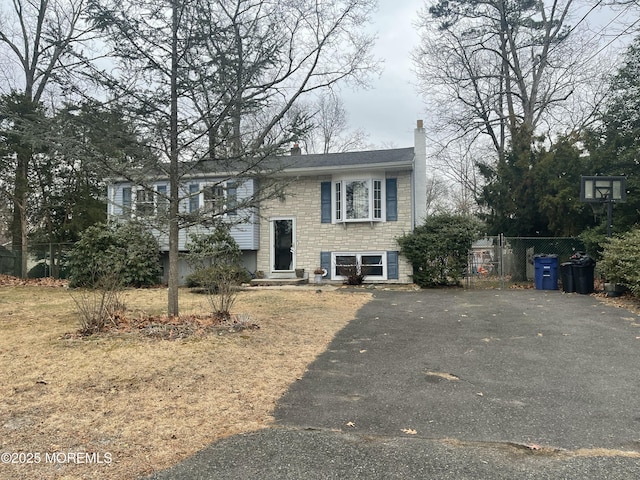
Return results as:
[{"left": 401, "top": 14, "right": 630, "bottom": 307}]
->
[{"left": 0, "top": 274, "right": 67, "bottom": 287}]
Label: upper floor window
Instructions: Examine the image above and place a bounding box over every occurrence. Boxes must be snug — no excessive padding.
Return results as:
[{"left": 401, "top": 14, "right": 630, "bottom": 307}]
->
[
  {"left": 189, "top": 181, "right": 238, "bottom": 216},
  {"left": 333, "top": 177, "right": 384, "bottom": 222},
  {"left": 122, "top": 187, "right": 132, "bottom": 217},
  {"left": 136, "top": 189, "right": 155, "bottom": 217},
  {"left": 156, "top": 185, "right": 168, "bottom": 216},
  {"left": 189, "top": 184, "right": 200, "bottom": 213},
  {"left": 203, "top": 185, "right": 225, "bottom": 214}
]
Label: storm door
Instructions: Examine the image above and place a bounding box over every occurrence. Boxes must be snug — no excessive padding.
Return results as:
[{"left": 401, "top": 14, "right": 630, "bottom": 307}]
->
[{"left": 271, "top": 218, "right": 295, "bottom": 272}]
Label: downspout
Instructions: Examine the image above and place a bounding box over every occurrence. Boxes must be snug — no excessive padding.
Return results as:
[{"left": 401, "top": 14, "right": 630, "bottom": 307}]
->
[{"left": 411, "top": 169, "right": 416, "bottom": 231}]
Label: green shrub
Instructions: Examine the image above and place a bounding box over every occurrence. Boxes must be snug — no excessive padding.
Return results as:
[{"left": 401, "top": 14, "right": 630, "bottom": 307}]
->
[
  {"left": 398, "top": 214, "right": 483, "bottom": 287},
  {"left": 68, "top": 222, "right": 160, "bottom": 288},
  {"left": 185, "top": 264, "right": 251, "bottom": 289},
  {"left": 579, "top": 226, "right": 607, "bottom": 261},
  {"left": 184, "top": 226, "right": 246, "bottom": 318},
  {"left": 598, "top": 228, "right": 640, "bottom": 296}
]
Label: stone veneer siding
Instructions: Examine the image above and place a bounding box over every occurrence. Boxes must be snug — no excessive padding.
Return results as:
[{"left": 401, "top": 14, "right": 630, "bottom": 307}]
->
[{"left": 258, "top": 170, "right": 414, "bottom": 283}]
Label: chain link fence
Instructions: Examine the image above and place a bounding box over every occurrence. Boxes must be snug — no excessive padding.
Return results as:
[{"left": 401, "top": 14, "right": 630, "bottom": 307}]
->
[
  {"left": 0, "top": 243, "right": 76, "bottom": 278},
  {"left": 2, "top": 236, "right": 588, "bottom": 287},
  {"left": 466, "top": 236, "right": 586, "bottom": 289}
]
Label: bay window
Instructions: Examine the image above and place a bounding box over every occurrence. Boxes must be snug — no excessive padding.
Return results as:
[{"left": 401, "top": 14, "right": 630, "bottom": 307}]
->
[{"left": 333, "top": 177, "right": 385, "bottom": 222}]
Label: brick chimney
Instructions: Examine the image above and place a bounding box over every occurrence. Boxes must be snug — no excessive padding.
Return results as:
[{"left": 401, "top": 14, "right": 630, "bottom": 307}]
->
[{"left": 290, "top": 143, "right": 301, "bottom": 156}]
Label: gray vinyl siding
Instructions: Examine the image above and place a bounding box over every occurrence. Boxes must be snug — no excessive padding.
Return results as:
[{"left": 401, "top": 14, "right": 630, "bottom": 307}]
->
[
  {"left": 109, "top": 184, "right": 130, "bottom": 217},
  {"left": 108, "top": 178, "right": 259, "bottom": 251}
]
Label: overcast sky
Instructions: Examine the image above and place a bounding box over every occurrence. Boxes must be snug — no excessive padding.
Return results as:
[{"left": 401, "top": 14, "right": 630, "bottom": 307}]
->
[
  {"left": 343, "top": 1, "right": 638, "bottom": 150},
  {"left": 342, "top": 0, "right": 427, "bottom": 149}
]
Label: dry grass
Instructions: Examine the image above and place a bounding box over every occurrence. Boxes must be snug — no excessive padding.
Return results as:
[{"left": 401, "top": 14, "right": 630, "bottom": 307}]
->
[{"left": 0, "top": 285, "right": 371, "bottom": 479}]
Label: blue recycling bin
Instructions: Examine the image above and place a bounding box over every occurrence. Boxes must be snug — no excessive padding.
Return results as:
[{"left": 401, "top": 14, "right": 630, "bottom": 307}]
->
[{"left": 534, "top": 254, "right": 559, "bottom": 290}]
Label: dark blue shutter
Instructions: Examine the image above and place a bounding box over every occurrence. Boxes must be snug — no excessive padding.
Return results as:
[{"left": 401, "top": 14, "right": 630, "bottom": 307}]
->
[
  {"left": 321, "top": 181, "right": 331, "bottom": 223},
  {"left": 320, "top": 251, "right": 331, "bottom": 275},
  {"left": 386, "top": 178, "right": 397, "bottom": 221},
  {"left": 189, "top": 184, "right": 200, "bottom": 212},
  {"left": 122, "top": 187, "right": 132, "bottom": 216},
  {"left": 227, "top": 183, "right": 237, "bottom": 216},
  {"left": 387, "top": 251, "right": 399, "bottom": 280},
  {"left": 156, "top": 185, "right": 168, "bottom": 215}
]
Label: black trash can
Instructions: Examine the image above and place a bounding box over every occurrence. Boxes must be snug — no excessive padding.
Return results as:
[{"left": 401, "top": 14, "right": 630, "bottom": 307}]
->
[
  {"left": 571, "top": 254, "right": 595, "bottom": 295},
  {"left": 560, "top": 262, "right": 575, "bottom": 293}
]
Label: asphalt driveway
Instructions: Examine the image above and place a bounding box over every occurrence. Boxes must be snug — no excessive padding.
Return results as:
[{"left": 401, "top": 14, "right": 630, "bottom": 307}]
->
[{"left": 148, "top": 289, "right": 640, "bottom": 479}]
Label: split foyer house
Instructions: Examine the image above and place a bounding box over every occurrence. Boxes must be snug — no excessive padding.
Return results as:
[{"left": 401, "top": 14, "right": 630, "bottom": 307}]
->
[{"left": 106, "top": 120, "right": 428, "bottom": 284}]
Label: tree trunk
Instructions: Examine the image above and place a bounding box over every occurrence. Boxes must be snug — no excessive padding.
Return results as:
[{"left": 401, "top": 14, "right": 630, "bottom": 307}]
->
[
  {"left": 12, "top": 150, "right": 29, "bottom": 278},
  {"left": 167, "top": 0, "right": 180, "bottom": 317}
]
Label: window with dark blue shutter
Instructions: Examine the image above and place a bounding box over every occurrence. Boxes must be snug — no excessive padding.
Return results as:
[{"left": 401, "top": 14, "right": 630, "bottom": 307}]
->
[
  {"left": 227, "top": 182, "right": 237, "bottom": 216},
  {"left": 321, "top": 182, "right": 331, "bottom": 223},
  {"left": 320, "top": 251, "right": 331, "bottom": 274},
  {"left": 386, "top": 178, "right": 397, "bottom": 221},
  {"left": 387, "top": 251, "right": 399, "bottom": 280},
  {"left": 189, "top": 184, "right": 200, "bottom": 212},
  {"left": 156, "top": 185, "right": 167, "bottom": 216},
  {"left": 122, "top": 187, "right": 132, "bottom": 217}
]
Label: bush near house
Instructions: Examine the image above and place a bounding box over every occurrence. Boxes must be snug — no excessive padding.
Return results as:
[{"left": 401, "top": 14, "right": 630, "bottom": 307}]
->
[
  {"left": 598, "top": 228, "right": 640, "bottom": 297},
  {"left": 67, "top": 222, "right": 160, "bottom": 288},
  {"left": 398, "top": 214, "right": 484, "bottom": 287},
  {"left": 184, "top": 226, "right": 249, "bottom": 318}
]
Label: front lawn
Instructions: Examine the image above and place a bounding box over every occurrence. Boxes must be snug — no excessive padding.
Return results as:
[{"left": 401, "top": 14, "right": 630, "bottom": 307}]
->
[{"left": 0, "top": 285, "right": 370, "bottom": 479}]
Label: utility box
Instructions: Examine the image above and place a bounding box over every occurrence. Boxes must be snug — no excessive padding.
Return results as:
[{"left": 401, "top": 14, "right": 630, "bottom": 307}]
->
[{"left": 534, "top": 255, "right": 559, "bottom": 290}]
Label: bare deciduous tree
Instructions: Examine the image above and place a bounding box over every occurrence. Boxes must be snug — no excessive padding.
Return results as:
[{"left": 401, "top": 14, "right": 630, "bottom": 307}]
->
[
  {"left": 415, "top": 0, "right": 607, "bottom": 157},
  {"left": 300, "top": 91, "right": 371, "bottom": 153},
  {"left": 0, "top": 0, "right": 94, "bottom": 277},
  {"left": 89, "top": 0, "right": 379, "bottom": 316},
  {"left": 413, "top": 0, "right": 617, "bottom": 218}
]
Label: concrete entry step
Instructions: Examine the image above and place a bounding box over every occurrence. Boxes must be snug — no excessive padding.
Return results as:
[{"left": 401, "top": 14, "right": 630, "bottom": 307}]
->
[{"left": 250, "top": 278, "right": 308, "bottom": 287}]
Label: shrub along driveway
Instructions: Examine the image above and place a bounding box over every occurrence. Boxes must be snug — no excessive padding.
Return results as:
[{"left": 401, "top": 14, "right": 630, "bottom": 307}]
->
[{"left": 149, "top": 289, "right": 640, "bottom": 479}]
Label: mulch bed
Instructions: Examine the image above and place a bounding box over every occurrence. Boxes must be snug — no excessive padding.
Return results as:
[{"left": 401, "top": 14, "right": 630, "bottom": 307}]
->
[
  {"left": 64, "top": 311, "right": 260, "bottom": 340},
  {"left": 114, "top": 312, "right": 260, "bottom": 339},
  {"left": 0, "top": 274, "right": 68, "bottom": 287}
]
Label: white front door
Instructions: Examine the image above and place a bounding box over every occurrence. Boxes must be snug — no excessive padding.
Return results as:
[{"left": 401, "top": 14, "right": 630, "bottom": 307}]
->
[{"left": 270, "top": 218, "right": 296, "bottom": 276}]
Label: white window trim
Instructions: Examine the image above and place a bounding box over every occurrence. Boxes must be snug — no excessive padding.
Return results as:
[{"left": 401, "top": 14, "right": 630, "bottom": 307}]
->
[
  {"left": 113, "top": 184, "right": 168, "bottom": 218},
  {"left": 331, "top": 251, "right": 388, "bottom": 281},
  {"left": 270, "top": 216, "right": 296, "bottom": 275},
  {"left": 202, "top": 184, "right": 225, "bottom": 214},
  {"left": 133, "top": 188, "right": 155, "bottom": 217},
  {"left": 192, "top": 181, "right": 236, "bottom": 217},
  {"left": 332, "top": 174, "right": 386, "bottom": 223}
]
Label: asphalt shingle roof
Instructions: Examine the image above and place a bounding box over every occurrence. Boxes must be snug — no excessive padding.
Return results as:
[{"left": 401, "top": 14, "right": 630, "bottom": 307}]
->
[{"left": 278, "top": 147, "right": 414, "bottom": 171}]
